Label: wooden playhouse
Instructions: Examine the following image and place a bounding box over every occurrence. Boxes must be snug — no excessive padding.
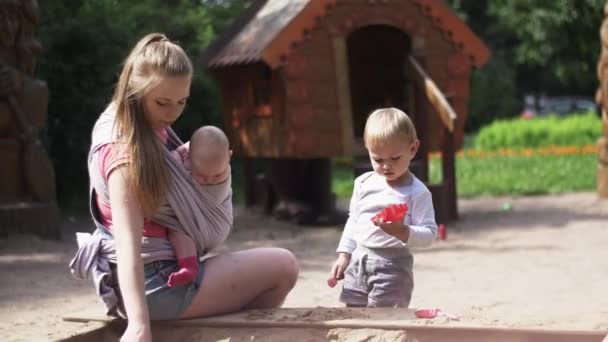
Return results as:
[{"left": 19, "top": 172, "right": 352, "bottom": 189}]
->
[{"left": 202, "top": 0, "right": 490, "bottom": 223}]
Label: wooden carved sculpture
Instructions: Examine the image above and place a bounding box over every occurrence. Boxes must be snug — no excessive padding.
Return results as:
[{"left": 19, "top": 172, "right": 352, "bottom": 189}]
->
[
  {"left": 596, "top": 2, "right": 608, "bottom": 197},
  {"left": 0, "top": 0, "right": 59, "bottom": 237}
]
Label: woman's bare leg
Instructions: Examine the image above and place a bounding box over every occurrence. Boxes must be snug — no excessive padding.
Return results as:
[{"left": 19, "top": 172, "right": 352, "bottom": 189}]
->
[{"left": 181, "top": 247, "right": 298, "bottom": 318}]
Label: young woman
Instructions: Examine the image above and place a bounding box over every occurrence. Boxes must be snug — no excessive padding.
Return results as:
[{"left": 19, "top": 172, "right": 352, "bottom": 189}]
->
[{"left": 72, "top": 33, "right": 298, "bottom": 342}]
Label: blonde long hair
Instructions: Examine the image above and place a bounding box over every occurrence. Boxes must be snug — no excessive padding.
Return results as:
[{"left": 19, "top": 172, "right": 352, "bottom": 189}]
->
[{"left": 112, "top": 33, "right": 193, "bottom": 216}]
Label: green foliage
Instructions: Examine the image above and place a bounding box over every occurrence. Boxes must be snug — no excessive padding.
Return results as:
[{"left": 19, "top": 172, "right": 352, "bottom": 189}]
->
[
  {"left": 36, "top": 0, "right": 250, "bottom": 208},
  {"left": 447, "top": 0, "right": 605, "bottom": 132},
  {"left": 331, "top": 161, "right": 355, "bottom": 200},
  {"left": 430, "top": 154, "right": 597, "bottom": 197},
  {"left": 466, "top": 54, "right": 521, "bottom": 132},
  {"left": 474, "top": 112, "right": 602, "bottom": 150},
  {"left": 33, "top": 0, "right": 607, "bottom": 208},
  {"left": 486, "top": 0, "right": 604, "bottom": 91}
]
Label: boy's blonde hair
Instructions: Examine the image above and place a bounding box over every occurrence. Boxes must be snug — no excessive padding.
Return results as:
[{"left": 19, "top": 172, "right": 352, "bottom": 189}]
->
[
  {"left": 113, "top": 33, "right": 193, "bottom": 216},
  {"left": 363, "top": 107, "right": 417, "bottom": 148}
]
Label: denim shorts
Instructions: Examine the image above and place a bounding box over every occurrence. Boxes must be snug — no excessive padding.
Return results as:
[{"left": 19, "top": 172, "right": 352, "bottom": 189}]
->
[
  {"left": 339, "top": 245, "right": 413, "bottom": 308},
  {"left": 143, "top": 259, "right": 206, "bottom": 320}
]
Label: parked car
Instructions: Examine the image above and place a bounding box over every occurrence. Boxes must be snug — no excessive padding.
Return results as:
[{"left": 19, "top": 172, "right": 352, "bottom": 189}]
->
[{"left": 520, "top": 95, "right": 599, "bottom": 119}]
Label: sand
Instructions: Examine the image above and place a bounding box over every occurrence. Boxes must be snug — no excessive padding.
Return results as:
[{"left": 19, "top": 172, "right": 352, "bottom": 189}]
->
[{"left": 1, "top": 192, "right": 608, "bottom": 341}]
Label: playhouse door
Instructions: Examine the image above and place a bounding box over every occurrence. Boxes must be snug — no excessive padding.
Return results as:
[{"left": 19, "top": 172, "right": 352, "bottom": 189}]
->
[
  {"left": 347, "top": 25, "right": 411, "bottom": 138},
  {"left": 346, "top": 25, "right": 412, "bottom": 176}
]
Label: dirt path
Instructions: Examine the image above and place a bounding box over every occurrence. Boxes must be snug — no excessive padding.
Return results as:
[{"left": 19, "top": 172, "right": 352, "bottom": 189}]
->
[{"left": 1, "top": 192, "right": 608, "bottom": 341}]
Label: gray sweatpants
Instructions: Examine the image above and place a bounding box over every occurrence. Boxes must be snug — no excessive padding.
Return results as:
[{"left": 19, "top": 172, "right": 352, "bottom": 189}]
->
[{"left": 339, "top": 245, "right": 414, "bottom": 308}]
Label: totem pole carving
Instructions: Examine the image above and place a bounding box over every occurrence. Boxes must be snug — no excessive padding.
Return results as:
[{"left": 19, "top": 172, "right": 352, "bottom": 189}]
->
[
  {"left": 0, "top": 0, "right": 59, "bottom": 236},
  {"left": 596, "top": 3, "right": 608, "bottom": 197}
]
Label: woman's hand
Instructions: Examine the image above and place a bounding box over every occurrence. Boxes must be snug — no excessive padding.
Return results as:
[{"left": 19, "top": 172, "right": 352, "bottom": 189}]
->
[
  {"left": 120, "top": 321, "right": 152, "bottom": 342},
  {"left": 330, "top": 252, "right": 351, "bottom": 280}
]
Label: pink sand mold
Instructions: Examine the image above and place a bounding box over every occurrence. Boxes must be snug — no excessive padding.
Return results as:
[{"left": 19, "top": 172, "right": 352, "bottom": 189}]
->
[{"left": 415, "top": 308, "right": 460, "bottom": 321}]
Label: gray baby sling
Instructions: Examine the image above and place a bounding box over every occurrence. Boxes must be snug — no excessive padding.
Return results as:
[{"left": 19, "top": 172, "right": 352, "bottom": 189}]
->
[{"left": 69, "top": 105, "right": 232, "bottom": 316}]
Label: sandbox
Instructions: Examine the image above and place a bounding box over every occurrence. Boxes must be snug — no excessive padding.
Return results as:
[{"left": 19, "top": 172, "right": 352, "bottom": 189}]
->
[{"left": 59, "top": 308, "right": 606, "bottom": 342}]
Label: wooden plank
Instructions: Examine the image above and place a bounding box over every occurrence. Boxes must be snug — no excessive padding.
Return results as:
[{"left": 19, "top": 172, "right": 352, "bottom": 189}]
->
[
  {"left": 405, "top": 326, "right": 605, "bottom": 342},
  {"left": 63, "top": 308, "right": 606, "bottom": 342},
  {"left": 61, "top": 320, "right": 606, "bottom": 342},
  {"left": 408, "top": 55, "right": 457, "bottom": 132},
  {"left": 598, "top": 163, "right": 608, "bottom": 197}
]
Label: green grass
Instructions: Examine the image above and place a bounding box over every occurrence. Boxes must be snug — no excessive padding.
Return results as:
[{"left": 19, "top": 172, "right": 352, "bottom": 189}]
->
[
  {"left": 332, "top": 161, "right": 355, "bottom": 200},
  {"left": 332, "top": 154, "right": 598, "bottom": 199}
]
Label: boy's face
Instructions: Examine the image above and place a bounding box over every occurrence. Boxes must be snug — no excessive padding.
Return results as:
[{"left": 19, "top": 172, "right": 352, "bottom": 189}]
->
[
  {"left": 190, "top": 150, "right": 231, "bottom": 185},
  {"left": 367, "top": 137, "right": 420, "bottom": 184}
]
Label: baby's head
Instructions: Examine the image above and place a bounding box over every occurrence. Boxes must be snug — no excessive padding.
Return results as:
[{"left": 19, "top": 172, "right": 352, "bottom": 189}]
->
[
  {"left": 189, "top": 126, "right": 231, "bottom": 185},
  {"left": 363, "top": 107, "right": 420, "bottom": 183}
]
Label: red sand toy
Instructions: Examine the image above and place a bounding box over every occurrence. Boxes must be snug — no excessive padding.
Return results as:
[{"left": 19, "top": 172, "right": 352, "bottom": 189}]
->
[
  {"left": 438, "top": 224, "right": 447, "bottom": 240},
  {"left": 327, "top": 277, "right": 338, "bottom": 288},
  {"left": 415, "top": 307, "right": 460, "bottom": 321},
  {"left": 371, "top": 203, "right": 408, "bottom": 225}
]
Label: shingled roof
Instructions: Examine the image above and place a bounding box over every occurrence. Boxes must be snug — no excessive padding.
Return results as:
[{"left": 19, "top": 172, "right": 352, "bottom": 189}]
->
[{"left": 202, "top": 0, "right": 490, "bottom": 69}]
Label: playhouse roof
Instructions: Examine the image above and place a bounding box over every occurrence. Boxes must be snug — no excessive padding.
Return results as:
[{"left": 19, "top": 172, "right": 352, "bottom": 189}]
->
[{"left": 203, "top": 0, "right": 490, "bottom": 70}]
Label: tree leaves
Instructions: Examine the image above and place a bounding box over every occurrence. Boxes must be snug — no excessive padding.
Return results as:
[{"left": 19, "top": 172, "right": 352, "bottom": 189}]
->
[{"left": 35, "top": 0, "right": 251, "bottom": 209}]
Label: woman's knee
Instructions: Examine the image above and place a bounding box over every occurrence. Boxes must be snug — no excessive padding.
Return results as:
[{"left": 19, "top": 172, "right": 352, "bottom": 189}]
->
[{"left": 272, "top": 248, "right": 299, "bottom": 286}]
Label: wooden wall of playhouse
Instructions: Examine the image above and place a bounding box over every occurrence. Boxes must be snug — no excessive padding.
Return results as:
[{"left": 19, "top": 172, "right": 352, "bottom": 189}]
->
[{"left": 215, "top": 0, "right": 473, "bottom": 160}]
